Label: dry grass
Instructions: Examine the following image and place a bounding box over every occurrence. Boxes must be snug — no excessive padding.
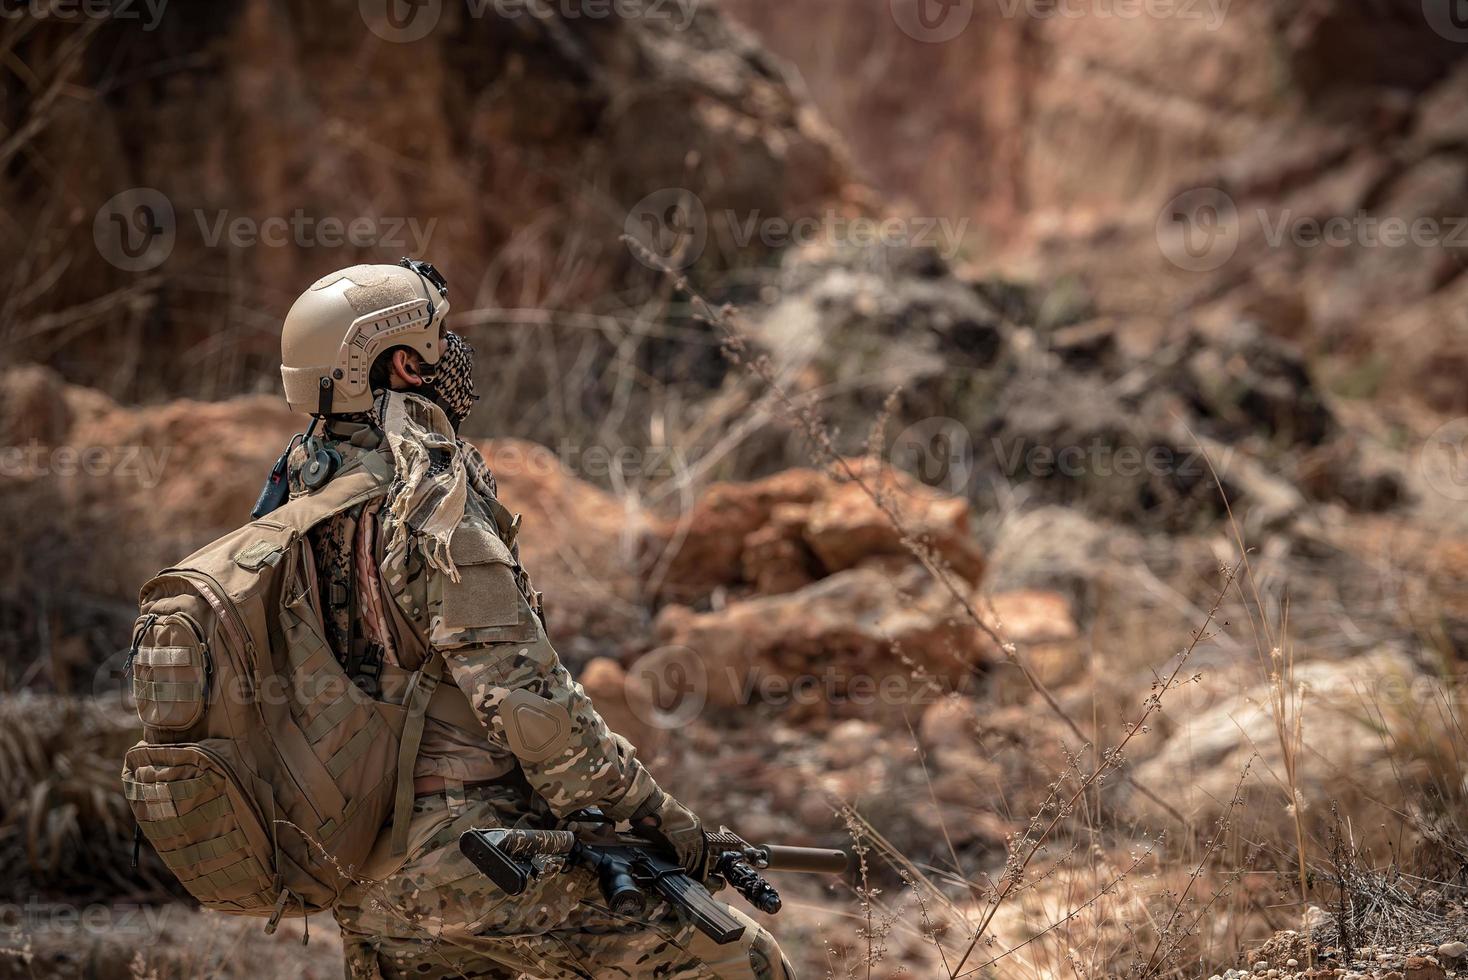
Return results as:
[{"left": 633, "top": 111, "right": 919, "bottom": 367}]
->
[
  {"left": 617, "top": 244, "right": 1468, "bottom": 980},
  {"left": 0, "top": 905, "right": 340, "bottom": 980},
  {"left": 0, "top": 695, "right": 172, "bottom": 901}
]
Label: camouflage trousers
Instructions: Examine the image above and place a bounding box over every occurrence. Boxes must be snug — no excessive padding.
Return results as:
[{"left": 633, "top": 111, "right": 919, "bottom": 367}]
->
[{"left": 334, "top": 784, "right": 796, "bottom": 979}]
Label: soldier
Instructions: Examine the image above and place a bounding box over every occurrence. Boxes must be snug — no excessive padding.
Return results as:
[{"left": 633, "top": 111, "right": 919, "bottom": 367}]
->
[{"left": 276, "top": 260, "right": 795, "bottom": 978}]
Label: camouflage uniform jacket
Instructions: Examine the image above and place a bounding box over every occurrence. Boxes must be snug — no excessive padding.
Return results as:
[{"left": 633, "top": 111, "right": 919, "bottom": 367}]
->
[{"left": 292, "top": 422, "right": 660, "bottom": 822}]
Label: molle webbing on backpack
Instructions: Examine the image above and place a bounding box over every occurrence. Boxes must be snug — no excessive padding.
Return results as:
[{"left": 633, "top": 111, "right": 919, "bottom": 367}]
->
[{"left": 123, "top": 449, "right": 440, "bottom": 923}]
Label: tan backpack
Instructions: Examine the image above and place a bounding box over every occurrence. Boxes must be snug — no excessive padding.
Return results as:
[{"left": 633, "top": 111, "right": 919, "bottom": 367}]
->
[{"left": 121, "top": 452, "right": 441, "bottom": 929}]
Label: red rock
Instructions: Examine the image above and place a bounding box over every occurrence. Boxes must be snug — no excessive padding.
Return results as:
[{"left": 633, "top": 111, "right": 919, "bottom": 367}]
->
[
  {"left": 650, "top": 564, "right": 992, "bottom": 716},
  {"left": 979, "top": 590, "right": 1079, "bottom": 645},
  {"left": 977, "top": 590, "right": 1085, "bottom": 692},
  {"left": 642, "top": 458, "right": 985, "bottom": 605},
  {"left": 741, "top": 505, "right": 819, "bottom": 595},
  {"left": 801, "top": 461, "right": 985, "bottom": 583},
  {"left": 640, "top": 469, "right": 826, "bottom": 602},
  {"left": 1406, "top": 956, "right": 1445, "bottom": 980}
]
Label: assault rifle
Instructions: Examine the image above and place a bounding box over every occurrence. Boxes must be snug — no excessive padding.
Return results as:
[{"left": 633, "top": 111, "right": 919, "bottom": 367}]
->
[{"left": 459, "top": 823, "right": 848, "bottom": 945}]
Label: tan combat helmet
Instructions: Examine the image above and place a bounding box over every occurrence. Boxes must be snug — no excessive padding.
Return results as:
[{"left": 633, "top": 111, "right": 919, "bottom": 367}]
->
[{"left": 280, "top": 259, "right": 451, "bottom": 417}]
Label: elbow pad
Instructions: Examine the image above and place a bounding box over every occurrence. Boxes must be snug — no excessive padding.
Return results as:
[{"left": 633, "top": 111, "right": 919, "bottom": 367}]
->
[{"left": 499, "top": 689, "right": 572, "bottom": 763}]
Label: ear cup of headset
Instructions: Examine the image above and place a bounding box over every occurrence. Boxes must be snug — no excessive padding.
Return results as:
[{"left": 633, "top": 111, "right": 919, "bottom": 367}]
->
[{"left": 301, "top": 446, "right": 342, "bottom": 491}]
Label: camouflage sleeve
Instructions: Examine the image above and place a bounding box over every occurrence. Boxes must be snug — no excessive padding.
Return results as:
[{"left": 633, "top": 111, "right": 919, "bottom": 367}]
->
[{"left": 425, "top": 520, "right": 660, "bottom": 819}]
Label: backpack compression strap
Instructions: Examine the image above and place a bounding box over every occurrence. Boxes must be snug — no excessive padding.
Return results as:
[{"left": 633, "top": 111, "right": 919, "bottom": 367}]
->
[{"left": 391, "top": 654, "right": 443, "bottom": 855}]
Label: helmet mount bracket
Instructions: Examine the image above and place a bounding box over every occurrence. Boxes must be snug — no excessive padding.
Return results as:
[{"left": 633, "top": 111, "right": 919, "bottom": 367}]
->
[{"left": 317, "top": 377, "right": 335, "bottom": 418}]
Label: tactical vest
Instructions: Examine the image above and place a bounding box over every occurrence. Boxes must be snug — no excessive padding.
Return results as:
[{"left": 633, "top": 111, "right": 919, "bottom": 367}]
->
[{"left": 120, "top": 451, "right": 450, "bottom": 929}]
